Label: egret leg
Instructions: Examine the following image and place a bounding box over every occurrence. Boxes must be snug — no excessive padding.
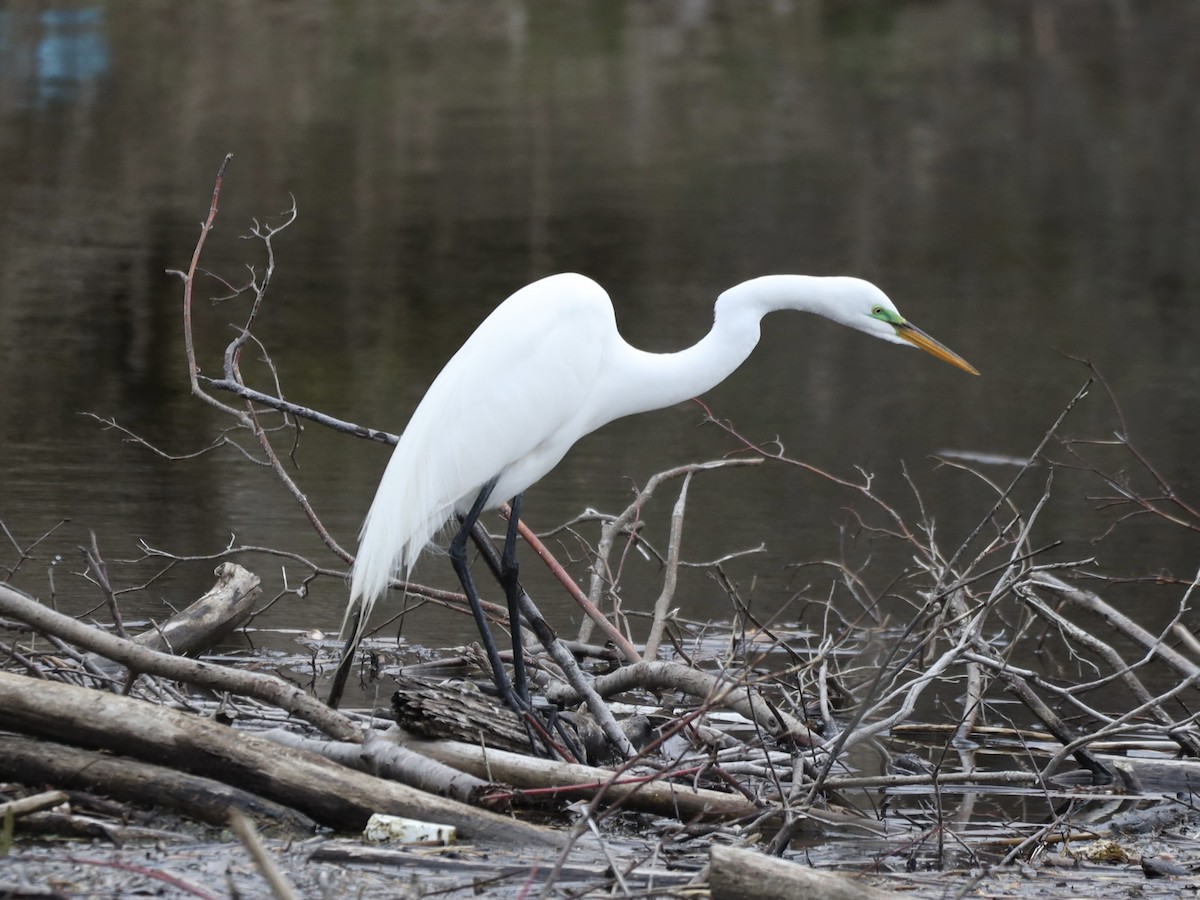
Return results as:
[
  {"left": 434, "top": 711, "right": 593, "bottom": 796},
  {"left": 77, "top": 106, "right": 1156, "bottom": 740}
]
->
[
  {"left": 466, "top": 519, "right": 590, "bottom": 763},
  {"left": 449, "top": 480, "right": 521, "bottom": 713},
  {"left": 326, "top": 608, "right": 360, "bottom": 708},
  {"left": 501, "top": 493, "right": 530, "bottom": 707}
]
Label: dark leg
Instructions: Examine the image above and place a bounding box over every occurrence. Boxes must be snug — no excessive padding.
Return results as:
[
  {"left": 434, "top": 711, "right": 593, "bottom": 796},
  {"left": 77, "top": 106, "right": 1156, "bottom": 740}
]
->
[
  {"left": 326, "top": 607, "right": 360, "bottom": 708},
  {"left": 501, "top": 493, "right": 530, "bottom": 707},
  {"left": 449, "top": 479, "right": 521, "bottom": 712},
  {"left": 467, "top": 518, "right": 586, "bottom": 763}
]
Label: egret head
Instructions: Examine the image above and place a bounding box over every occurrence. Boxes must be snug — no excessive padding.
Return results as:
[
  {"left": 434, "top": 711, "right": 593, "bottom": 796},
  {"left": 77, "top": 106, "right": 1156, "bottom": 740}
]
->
[{"left": 835, "top": 277, "right": 979, "bottom": 376}]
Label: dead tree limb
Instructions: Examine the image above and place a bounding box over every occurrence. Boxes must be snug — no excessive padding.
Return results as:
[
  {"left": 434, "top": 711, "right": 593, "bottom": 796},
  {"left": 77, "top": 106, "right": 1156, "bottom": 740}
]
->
[
  {"left": 1029, "top": 571, "right": 1200, "bottom": 680},
  {"left": 259, "top": 728, "right": 490, "bottom": 807},
  {"left": 0, "top": 733, "right": 316, "bottom": 830},
  {"left": 0, "top": 671, "right": 560, "bottom": 846},
  {"left": 546, "top": 659, "right": 823, "bottom": 748},
  {"left": 85, "top": 561, "right": 259, "bottom": 679},
  {"left": 0, "top": 572, "right": 356, "bottom": 742},
  {"left": 395, "top": 734, "right": 760, "bottom": 822},
  {"left": 708, "top": 845, "right": 895, "bottom": 900}
]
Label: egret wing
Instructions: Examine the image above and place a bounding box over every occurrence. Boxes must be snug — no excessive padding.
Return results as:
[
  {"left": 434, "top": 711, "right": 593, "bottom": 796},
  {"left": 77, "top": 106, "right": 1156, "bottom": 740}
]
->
[{"left": 348, "top": 274, "right": 615, "bottom": 619}]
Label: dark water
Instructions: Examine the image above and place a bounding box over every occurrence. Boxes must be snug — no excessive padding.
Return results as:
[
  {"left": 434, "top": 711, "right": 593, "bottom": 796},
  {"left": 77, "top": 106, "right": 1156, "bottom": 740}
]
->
[{"left": 2, "top": 2, "right": 1199, "bottom": 666}]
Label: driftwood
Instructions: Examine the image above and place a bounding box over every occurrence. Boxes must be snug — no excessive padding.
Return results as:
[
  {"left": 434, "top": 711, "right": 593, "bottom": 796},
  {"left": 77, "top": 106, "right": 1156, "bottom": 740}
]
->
[
  {"left": 13, "top": 811, "right": 198, "bottom": 844},
  {"left": 393, "top": 733, "right": 760, "bottom": 822},
  {"left": 0, "top": 575, "right": 357, "bottom": 742},
  {"left": 0, "top": 671, "right": 560, "bottom": 847},
  {"left": 0, "top": 733, "right": 316, "bottom": 830},
  {"left": 392, "top": 674, "right": 535, "bottom": 755},
  {"left": 0, "top": 790, "right": 67, "bottom": 821},
  {"left": 391, "top": 674, "right": 652, "bottom": 764},
  {"left": 546, "top": 659, "right": 823, "bottom": 748},
  {"left": 308, "top": 841, "right": 693, "bottom": 888},
  {"left": 260, "top": 728, "right": 492, "bottom": 807},
  {"left": 708, "top": 845, "right": 896, "bottom": 900},
  {"left": 86, "top": 562, "right": 259, "bottom": 672}
]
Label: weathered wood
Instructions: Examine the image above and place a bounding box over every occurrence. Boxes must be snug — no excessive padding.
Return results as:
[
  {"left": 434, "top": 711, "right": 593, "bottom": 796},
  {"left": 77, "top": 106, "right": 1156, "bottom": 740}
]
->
[
  {"left": 392, "top": 675, "right": 533, "bottom": 755},
  {"left": 1028, "top": 572, "right": 1200, "bottom": 679},
  {"left": 392, "top": 675, "right": 652, "bottom": 764},
  {"left": 0, "top": 579, "right": 358, "bottom": 742},
  {"left": 12, "top": 816, "right": 194, "bottom": 849},
  {"left": 309, "top": 840, "right": 693, "bottom": 887},
  {"left": 0, "top": 733, "right": 315, "bottom": 830},
  {"left": 0, "top": 671, "right": 561, "bottom": 847},
  {"left": 709, "top": 845, "right": 896, "bottom": 900},
  {"left": 0, "top": 790, "right": 67, "bottom": 820},
  {"left": 547, "top": 659, "right": 824, "bottom": 747},
  {"left": 393, "top": 733, "right": 760, "bottom": 822},
  {"left": 15, "top": 812, "right": 195, "bottom": 844},
  {"left": 92, "top": 562, "right": 259, "bottom": 663},
  {"left": 260, "top": 728, "right": 492, "bottom": 807}
]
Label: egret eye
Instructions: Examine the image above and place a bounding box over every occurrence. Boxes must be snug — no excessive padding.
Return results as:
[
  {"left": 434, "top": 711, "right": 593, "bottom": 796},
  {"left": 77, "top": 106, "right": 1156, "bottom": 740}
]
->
[{"left": 871, "top": 305, "right": 885, "bottom": 317}]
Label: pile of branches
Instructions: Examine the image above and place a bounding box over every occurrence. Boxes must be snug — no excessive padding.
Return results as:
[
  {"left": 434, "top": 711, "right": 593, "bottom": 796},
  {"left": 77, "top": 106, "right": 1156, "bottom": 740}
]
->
[{"left": 4, "top": 157, "right": 1200, "bottom": 897}]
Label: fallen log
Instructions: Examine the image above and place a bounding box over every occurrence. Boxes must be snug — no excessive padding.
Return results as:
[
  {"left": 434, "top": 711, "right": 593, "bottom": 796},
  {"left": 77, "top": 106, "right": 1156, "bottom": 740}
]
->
[
  {"left": 261, "top": 728, "right": 492, "bottom": 807},
  {"left": 393, "top": 733, "right": 760, "bottom": 822},
  {"left": 0, "top": 671, "right": 561, "bottom": 847},
  {"left": 0, "top": 733, "right": 315, "bottom": 830},
  {"left": 391, "top": 674, "right": 653, "bottom": 763},
  {"left": 14, "top": 812, "right": 196, "bottom": 844},
  {"left": 0, "top": 579, "right": 356, "bottom": 742},
  {"left": 709, "top": 845, "right": 895, "bottom": 900},
  {"left": 88, "top": 562, "right": 259, "bottom": 667}
]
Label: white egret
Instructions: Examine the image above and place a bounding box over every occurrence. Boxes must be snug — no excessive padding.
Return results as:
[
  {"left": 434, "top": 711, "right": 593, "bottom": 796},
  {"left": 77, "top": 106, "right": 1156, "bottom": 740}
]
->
[{"left": 333, "top": 273, "right": 977, "bottom": 710}]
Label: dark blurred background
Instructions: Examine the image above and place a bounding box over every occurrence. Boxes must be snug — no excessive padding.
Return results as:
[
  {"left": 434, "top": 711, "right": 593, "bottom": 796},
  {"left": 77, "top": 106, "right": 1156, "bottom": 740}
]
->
[{"left": 1, "top": 1, "right": 1197, "bottom": 654}]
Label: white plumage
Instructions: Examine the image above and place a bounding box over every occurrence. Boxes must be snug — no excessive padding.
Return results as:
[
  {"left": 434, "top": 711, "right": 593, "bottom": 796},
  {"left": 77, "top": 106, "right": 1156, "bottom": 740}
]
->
[{"left": 343, "top": 272, "right": 976, "bottom": 640}]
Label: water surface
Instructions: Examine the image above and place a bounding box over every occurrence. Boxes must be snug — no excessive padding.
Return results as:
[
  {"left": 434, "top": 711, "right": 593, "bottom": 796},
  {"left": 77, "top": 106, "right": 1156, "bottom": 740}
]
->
[{"left": 2, "top": 2, "right": 1198, "bottom": 679}]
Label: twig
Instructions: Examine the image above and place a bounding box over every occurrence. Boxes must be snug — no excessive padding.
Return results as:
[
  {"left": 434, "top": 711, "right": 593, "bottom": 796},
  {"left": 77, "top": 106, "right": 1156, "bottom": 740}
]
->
[
  {"left": 1, "top": 518, "right": 69, "bottom": 582},
  {"left": 79, "top": 531, "right": 126, "bottom": 639},
  {"left": 170, "top": 153, "right": 250, "bottom": 425},
  {"left": 228, "top": 808, "right": 302, "bottom": 900},
  {"left": 643, "top": 470, "right": 692, "bottom": 660},
  {"left": 578, "top": 458, "right": 762, "bottom": 647}
]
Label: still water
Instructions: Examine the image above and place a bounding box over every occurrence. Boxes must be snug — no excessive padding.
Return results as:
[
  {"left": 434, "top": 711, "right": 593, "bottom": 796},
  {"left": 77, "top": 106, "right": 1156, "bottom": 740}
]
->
[{"left": 1, "top": 2, "right": 1198, "bottom": 672}]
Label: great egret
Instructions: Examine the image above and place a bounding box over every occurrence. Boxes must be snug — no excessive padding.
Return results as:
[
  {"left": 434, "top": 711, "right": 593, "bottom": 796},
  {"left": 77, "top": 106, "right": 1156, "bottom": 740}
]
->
[{"left": 333, "top": 273, "right": 977, "bottom": 710}]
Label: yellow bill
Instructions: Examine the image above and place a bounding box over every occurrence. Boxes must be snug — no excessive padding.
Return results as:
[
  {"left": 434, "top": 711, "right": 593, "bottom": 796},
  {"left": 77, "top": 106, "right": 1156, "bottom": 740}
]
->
[{"left": 896, "top": 322, "right": 979, "bottom": 375}]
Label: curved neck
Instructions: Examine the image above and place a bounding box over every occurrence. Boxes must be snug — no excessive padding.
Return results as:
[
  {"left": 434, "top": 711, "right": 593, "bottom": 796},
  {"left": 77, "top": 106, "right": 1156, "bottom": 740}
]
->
[{"left": 588, "top": 276, "right": 833, "bottom": 429}]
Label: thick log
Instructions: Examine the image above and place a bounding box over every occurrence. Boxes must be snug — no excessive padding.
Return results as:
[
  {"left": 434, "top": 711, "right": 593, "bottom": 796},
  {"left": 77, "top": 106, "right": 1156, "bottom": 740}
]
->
[
  {"left": 261, "top": 728, "right": 491, "bottom": 807},
  {"left": 392, "top": 675, "right": 533, "bottom": 754},
  {"left": 392, "top": 675, "right": 652, "bottom": 764},
  {"left": 93, "top": 562, "right": 259, "bottom": 662},
  {"left": 0, "top": 733, "right": 315, "bottom": 830},
  {"left": 0, "top": 579, "right": 357, "bottom": 742},
  {"left": 394, "top": 733, "right": 759, "bottom": 822},
  {"left": 709, "top": 846, "right": 895, "bottom": 900},
  {"left": 0, "top": 671, "right": 561, "bottom": 847}
]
